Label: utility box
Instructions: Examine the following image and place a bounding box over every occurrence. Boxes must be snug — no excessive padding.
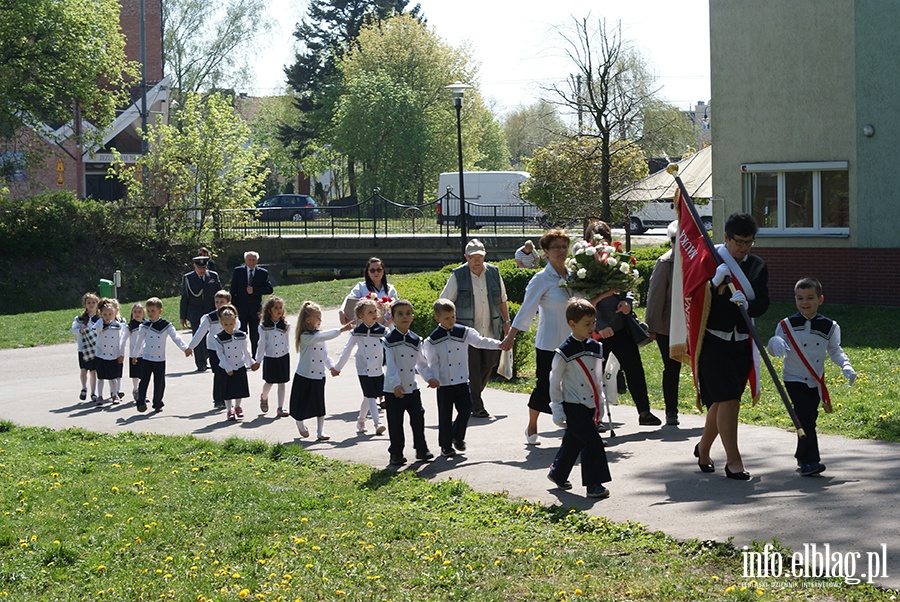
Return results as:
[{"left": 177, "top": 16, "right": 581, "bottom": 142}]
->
[{"left": 98, "top": 279, "right": 114, "bottom": 298}]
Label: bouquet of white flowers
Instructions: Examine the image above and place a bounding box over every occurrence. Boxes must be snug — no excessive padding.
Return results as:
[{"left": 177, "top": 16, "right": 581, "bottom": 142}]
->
[{"left": 560, "top": 239, "right": 642, "bottom": 298}]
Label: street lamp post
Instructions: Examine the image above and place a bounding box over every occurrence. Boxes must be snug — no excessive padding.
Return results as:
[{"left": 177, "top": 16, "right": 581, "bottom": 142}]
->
[{"left": 445, "top": 81, "right": 472, "bottom": 255}]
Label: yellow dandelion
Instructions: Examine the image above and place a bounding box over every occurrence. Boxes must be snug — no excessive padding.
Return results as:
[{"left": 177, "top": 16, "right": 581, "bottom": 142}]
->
[
  {"left": 111, "top": 486, "right": 119, "bottom": 493},
  {"left": 97, "top": 565, "right": 106, "bottom": 571},
  {"left": 238, "top": 589, "right": 250, "bottom": 599},
  {"left": 725, "top": 586, "right": 735, "bottom": 593},
  {"left": 574, "top": 589, "right": 582, "bottom": 595}
]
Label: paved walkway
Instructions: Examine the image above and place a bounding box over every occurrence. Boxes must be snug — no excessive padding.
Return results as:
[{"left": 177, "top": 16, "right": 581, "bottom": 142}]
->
[{"left": 2, "top": 310, "right": 898, "bottom": 590}]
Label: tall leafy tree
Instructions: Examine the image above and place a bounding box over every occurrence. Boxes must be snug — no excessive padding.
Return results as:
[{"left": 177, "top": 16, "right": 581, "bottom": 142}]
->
[
  {"left": 281, "top": 0, "right": 420, "bottom": 181},
  {"left": 331, "top": 13, "right": 506, "bottom": 203},
  {"left": 0, "top": 0, "right": 137, "bottom": 134},
  {"left": 111, "top": 93, "right": 269, "bottom": 240},
  {"left": 163, "top": 0, "right": 271, "bottom": 110},
  {"left": 523, "top": 136, "right": 647, "bottom": 226}
]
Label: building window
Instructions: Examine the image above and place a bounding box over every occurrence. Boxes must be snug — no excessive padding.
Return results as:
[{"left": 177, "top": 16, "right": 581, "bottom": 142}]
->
[
  {"left": 742, "top": 161, "right": 849, "bottom": 236},
  {"left": 0, "top": 151, "right": 26, "bottom": 181}
]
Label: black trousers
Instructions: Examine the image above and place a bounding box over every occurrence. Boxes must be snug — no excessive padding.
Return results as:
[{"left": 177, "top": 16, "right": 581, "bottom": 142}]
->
[
  {"left": 436, "top": 383, "right": 472, "bottom": 451},
  {"left": 787, "top": 381, "right": 822, "bottom": 465},
  {"left": 188, "top": 317, "right": 207, "bottom": 370},
  {"left": 550, "top": 402, "right": 612, "bottom": 487},
  {"left": 209, "top": 350, "right": 226, "bottom": 405},
  {"left": 138, "top": 360, "right": 166, "bottom": 408},
  {"left": 385, "top": 389, "right": 428, "bottom": 456},
  {"left": 467, "top": 347, "right": 500, "bottom": 413},
  {"left": 528, "top": 348, "right": 554, "bottom": 414},
  {"left": 239, "top": 308, "right": 261, "bottom": 358},
  {"left": 602, "top": 328, "right": 651, "bottom": 414},
  {"left": 655, "top": 334, "right": 682, "bottom": 416}
]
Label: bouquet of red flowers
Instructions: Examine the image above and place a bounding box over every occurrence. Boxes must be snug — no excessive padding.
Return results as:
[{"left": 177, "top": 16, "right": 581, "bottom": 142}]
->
[
  {"left": 365, "top": 292, "right": 394, "bottom": 322},
  {"left": 560, "top": 239, "right": 642, "bottom": 298}
]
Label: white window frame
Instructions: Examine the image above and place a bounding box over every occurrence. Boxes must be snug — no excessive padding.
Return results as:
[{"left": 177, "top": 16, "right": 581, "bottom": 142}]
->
[{"left": 741, "top": 161, "right": 849, "bottom": 237}]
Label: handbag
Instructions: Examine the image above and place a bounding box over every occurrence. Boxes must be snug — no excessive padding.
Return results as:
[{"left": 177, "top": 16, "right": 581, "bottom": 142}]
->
[{"left": 626, "top": 312, "right": 651, "bottom": 347}]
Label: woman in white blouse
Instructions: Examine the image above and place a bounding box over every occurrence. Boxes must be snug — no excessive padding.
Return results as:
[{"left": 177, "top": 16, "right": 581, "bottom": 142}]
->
[
  {"left": 338, "top": 257, "right": 399, "bottom": 325},
  {"left": 500, "top": 229, "right": 574, "bottom": 445}
]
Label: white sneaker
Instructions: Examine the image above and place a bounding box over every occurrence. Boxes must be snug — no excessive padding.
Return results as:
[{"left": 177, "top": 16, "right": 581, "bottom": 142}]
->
[
  {"left": 524, "top": 428, "right": 540, "bottom": 446},
  {"left": 356, "top": 420, "right": 367, "bottom": 433},
  {"left": 375, "top": 424, "right": 386, "bottom": 435}
]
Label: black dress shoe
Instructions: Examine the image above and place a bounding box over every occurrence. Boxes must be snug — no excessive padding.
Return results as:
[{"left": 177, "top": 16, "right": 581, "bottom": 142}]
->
[
  {"left": 694, "top": 443, "right": 715, "bottom": 473},
  {"left": 725, "top": 465, "right": 750, "bottom": 480}
]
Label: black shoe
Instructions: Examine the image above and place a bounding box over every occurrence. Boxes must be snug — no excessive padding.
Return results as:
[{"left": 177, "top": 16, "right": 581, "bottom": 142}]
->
[
  {"left": 441, "top": 447, "right": 456, "bottom": 457},
  {"left": 547, "top": 471, "right": 573, "bottom": 490},
  {"left": 665, "top": 412, "right": 679, "bottom": 426},
  {"left": 616, "top": 372, "right": 627, "bottom": 395},
  {"left": 213, "top": 401, "right": 226, "bottom": 410},
  {"left": 196, "top": 366, "right": 208, "bottom": 372},
  {"left": 452, "top": 439, "right": 466, "bottom": 452},
  {"left": 596, "top": 422, "right": 607, "bottom": 433},
  {"left": 694, "top": 443, "right": 715, "bottom": 473},
  {"left": 638, "top": 412, "right": 662, "bottom": 426},
  {"left": 79, "top": 388, "right": 87, "bottom": 401},
  {"left": 725, "top": 465, "right": 750, "bottom": 480},
  {"left": 136, "top": 401, "right": 147, "bottom": 413},
  {"left": 800, "top": 462, "right": 826, "bottom": 476},
  {"left": 586, "top": 484, "right": 610, "bottom": 499},
  {"left": 471, "top": 408, "right": 490, "bottom": 418},
  {"left": 389, "top": 455, "right": 407, "bottom": 467},
  {"left": 416, "top": 450, "right": 434, "bottom": 462}
]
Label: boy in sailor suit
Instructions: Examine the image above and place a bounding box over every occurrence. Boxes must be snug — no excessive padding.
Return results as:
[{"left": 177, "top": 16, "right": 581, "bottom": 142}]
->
[
  {"left": 133, "top": 297, "right": 192, "bottom": 413},
  {"left": 188, "top": 290, "right": 241, "bottom": 410},
  {"left": 92, "top": 298, "right": 127, "bottom": 405},
  {"left": 767, "top": 278, "right": 855, "bottom": 476},
  {"left": 417, "top": 298, "right": 501, "bottom": 457},
  {"left": 548, "top": 298, "right": 612, "bottom": 499},
  {"left": 210, "top": 305, "right": 256, "bottom": 421},
  {"left": 333, "top": 298, "right": 387, "bottom": 435},
  {"left": 382, "top": 299, "right": 433, "bottom": 466}
]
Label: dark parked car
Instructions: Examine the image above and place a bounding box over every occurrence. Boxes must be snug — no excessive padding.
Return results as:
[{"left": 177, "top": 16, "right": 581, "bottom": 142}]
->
[{"left": 254, "top": 194, "right": 320, "bottom": 221}]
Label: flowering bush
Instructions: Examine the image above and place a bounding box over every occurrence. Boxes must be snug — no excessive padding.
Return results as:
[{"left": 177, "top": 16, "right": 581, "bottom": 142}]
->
[{"left": 560, "top": 239, "right": 642, "bottom": 298}]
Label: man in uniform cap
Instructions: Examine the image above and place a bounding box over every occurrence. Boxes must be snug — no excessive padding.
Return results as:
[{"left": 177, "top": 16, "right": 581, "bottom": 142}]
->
[{"left": 180, "top": 255, "right": 222, "bottom": 371}]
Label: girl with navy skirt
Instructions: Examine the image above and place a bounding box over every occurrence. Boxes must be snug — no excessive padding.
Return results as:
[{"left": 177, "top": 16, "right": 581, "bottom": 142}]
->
[
  {"left": 211, "top": 305, "right": 255, "bottom": 421},
  {"left": 255, "top": 296, "right": 292, "bottom": 417},
  {"left": 289, "top": 301, "right": 353, "bottom": 440}
]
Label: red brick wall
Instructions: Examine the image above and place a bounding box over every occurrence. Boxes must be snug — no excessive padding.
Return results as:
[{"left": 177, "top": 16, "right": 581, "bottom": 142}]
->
[
  {"left": 753, "top": 248, "right": 900, "bottom": 307},
  {"left": 118, "top": 0, "right": 164, "bottom": 82}
]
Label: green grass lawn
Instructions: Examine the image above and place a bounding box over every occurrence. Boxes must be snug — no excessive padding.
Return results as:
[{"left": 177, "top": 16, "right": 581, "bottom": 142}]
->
[{"left": 0, "top": 422, "right": 892, "bottom": 601}]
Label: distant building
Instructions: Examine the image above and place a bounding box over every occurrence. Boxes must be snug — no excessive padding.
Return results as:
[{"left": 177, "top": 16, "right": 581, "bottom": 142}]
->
[
  {"left": 3, "top": 0, "right": 168, "bottom": 201},
  {"left": 710, "top": 0, "right": 899, "bottom": 306}
]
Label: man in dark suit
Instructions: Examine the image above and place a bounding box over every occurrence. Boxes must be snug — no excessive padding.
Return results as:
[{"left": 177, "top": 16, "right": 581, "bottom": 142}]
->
[
  {"left": 230, "top": 251, "right": 274, "bottom": 357},
  {"left": 180, "top": 256, "right": 223, "bottom": 371}
]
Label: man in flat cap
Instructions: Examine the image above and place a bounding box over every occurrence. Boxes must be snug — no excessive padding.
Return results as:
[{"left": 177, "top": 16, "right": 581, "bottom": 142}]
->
[
  {"left": 180, "top": 255, "right": 222, "bottom": 371},
  {"left": 440, "top": 239, "right": 512, "bottom": 418}
]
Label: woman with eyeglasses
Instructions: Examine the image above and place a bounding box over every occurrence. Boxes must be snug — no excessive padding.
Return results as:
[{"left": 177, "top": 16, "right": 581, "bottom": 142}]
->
[
  {"left": 500, "top": 229, "right": 576, "bottom": 446},
  {"left": 693, "top": 212, "right": 769, "bottom": 481},
  {"left": 338, "top": 257, "right": 399, "bottom": 326}
]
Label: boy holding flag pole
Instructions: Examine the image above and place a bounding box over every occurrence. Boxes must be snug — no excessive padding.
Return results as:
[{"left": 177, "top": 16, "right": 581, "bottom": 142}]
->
[{"left": 666, "top": 163, "right": 804, "bottom": 481}]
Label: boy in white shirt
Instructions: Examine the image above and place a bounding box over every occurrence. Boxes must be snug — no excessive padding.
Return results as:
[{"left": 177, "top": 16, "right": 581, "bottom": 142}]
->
[
  {"left": 418, "top": 298, "right": 501, "bottom": 457},
  {"left": 767, "top": 277, "right": 855, "bottom": 476},
  {"left": 548, "top": 298, "right": 612, "bottom": 499},
  {"left": 382, "top": 299, "right": 433, "bottom": 466},
  {"left": 133, "top": 297, "right": 192, "bottom": 413}
]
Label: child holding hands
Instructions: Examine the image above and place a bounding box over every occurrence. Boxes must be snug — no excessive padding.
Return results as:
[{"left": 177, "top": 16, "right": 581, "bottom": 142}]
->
[
  {"left": 255, "top": 295, "right": 292, "bottom": 417},
  {"left": 333, "top": 298, "right": 387, "bottom": 435},
  {"left": 548, "top": 298, "right": 612, "bottom": 499},
  {"left": 289, "top": 301, "right": 354, "bottom": 440},
  {"left": 72, "top": 292, "right": 101, "bottom": 402},
  {"left": 418, "top": 298, "right": 502, "bottom": 457},
  {"left": 767, "top": 277, "right": 856, "bottom": 476},
  {"left": 133, "top": 297, "right": 192, "bottom": 413},
  {"left": 210, "top": 304, "right": 256, "bottom": 421},
  {"left": 92, "top": 298, "right": 127, "bottom": 405},
  {"left": 382, "top": 299, "right": 432, "bottom": 466}
]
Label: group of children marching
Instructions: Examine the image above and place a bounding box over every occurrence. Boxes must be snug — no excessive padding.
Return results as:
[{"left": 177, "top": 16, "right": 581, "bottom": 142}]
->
[{"left": 73, "top": 273, "right": 855, "bottom": 499}]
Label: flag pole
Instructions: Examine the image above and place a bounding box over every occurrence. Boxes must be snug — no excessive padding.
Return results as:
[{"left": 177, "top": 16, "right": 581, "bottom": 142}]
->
[{"left": 666, "top": 165, "right": 805, "bottom": 438}]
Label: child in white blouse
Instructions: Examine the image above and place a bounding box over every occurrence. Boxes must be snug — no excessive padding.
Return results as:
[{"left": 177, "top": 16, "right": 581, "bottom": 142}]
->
[
  {"left": 211, "top": 305, "right": 255, "bottom": 421},
  {"left": 72, "top": 292, "right": 100, "bottom": 402},
  {"left": 126, "top": 302, "right": 145, "bottom": 401},
  {"left": 289, "top": 301, "right": 353, "bottom": 440},
  {"left": 92, "top": 298, "right": 127, "bottom": 405},
  {"left": 333, "top": 298, "right": 387, "bottom": 435},
  {"left": 255, "top": 296, "right": 292, "bottom": 417}
]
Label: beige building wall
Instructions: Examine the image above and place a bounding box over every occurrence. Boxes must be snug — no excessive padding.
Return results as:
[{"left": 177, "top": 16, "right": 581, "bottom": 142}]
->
[{"left": 710, "top": 0, "right": 856, "bottom": 248}]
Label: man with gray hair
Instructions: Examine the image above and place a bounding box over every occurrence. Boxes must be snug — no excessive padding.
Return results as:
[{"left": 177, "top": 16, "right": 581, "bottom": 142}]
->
[
  {"left": 440, "top": 239, "right": 512, "bottom": 418},
  {"left": 230, "top": 251, "right": 274, "bottom": 357}
]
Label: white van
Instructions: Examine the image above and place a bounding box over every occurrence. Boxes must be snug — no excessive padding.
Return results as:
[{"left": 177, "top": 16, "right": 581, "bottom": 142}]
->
[
  {"left": 626, "top": 198, "right": 713, "bottom": 234},
  {"left": 437, "top": 171, "right": 541, "bottom": 227}
]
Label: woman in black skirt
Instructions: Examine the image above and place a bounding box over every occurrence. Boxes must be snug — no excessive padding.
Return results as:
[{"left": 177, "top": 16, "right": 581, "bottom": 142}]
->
[{"left": 695, "top": 213, "right": 769, "bottom": 480}]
